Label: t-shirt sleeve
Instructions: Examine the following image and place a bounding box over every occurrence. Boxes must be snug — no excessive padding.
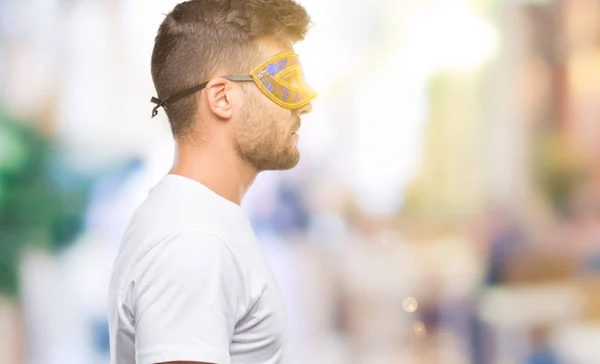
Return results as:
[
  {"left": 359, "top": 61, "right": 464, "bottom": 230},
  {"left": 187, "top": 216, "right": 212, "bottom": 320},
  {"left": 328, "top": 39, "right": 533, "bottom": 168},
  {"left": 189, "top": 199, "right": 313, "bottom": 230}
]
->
[{"left": 130, "top": 231, "right": 244, "bottom": 364}]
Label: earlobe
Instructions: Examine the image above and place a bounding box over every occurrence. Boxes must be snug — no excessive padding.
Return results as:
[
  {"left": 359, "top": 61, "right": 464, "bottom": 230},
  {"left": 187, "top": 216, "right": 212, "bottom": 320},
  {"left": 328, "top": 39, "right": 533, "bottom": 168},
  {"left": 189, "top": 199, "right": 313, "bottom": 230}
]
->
[{"left": 205, "top": 77, "right": 233, "bottom": 119}]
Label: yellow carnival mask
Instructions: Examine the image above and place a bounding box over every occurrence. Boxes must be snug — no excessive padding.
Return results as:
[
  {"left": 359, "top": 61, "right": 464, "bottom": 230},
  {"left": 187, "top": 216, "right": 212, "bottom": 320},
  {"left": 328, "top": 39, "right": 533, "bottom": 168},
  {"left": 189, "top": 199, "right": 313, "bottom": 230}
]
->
[{"left": 151, "top": 52, "right": 317, "bottom": 118}]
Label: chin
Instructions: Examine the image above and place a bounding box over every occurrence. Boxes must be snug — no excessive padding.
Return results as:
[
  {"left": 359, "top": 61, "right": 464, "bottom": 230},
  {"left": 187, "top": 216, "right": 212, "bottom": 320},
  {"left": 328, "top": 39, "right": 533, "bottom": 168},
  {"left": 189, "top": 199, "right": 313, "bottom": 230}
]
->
[
  {"left": 281, "top": 148, "right": 301, "bottom": 169},
  {"left": 259, "top": 150, "right": 300, "bottom": 171},
  {"left": 271, "top": 157, "right": 300, "bottom": 171},
  {"left": 280, "top": 157, "right": 300, "bottom": 170}
]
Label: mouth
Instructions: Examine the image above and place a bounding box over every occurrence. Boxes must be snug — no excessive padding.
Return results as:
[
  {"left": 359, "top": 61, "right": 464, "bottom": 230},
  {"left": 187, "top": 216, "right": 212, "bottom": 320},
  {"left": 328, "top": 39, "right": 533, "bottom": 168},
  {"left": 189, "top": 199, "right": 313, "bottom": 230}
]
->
[{"left": 291, "top": 119, "right": 301, "bottom": 135}]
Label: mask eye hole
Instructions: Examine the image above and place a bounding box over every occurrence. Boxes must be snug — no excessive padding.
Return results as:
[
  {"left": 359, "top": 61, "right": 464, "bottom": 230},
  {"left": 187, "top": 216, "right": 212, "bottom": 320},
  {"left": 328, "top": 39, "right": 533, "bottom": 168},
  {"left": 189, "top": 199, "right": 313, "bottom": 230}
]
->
[{"left": 280, "top": 71, "right": 302, "bottom": 88}]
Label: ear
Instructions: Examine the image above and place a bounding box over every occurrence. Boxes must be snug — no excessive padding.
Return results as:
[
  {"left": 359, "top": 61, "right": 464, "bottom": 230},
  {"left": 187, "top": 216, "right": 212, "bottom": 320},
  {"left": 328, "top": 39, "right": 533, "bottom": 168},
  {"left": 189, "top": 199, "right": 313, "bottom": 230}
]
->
[{"left": 204, "top": 77, "right": 233, "bottom": 120}]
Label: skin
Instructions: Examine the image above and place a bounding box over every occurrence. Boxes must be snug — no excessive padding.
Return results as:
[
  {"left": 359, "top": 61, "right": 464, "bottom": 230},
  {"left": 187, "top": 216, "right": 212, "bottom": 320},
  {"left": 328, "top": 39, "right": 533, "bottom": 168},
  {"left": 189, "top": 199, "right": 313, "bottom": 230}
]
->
[{"left": 170, "top": 37, "right": 312, "bottom": 206}]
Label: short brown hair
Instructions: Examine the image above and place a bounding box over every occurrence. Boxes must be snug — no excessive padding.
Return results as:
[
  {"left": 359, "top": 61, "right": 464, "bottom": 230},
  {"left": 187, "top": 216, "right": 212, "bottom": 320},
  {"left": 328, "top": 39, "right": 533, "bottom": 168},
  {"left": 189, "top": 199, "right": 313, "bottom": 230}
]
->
[{"left": 151, "top": 0, "right": 311, "bottom": 139}]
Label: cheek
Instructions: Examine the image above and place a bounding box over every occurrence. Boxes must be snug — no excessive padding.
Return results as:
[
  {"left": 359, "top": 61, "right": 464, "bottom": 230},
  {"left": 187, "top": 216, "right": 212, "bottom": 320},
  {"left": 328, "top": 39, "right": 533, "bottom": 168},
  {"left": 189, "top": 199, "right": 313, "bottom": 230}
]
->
[
  {"left": 247, "top": 93, "right": 292, "bottom": 141},
  {"left": 260, "top": 106, "right": 289, "bottom": 136}
]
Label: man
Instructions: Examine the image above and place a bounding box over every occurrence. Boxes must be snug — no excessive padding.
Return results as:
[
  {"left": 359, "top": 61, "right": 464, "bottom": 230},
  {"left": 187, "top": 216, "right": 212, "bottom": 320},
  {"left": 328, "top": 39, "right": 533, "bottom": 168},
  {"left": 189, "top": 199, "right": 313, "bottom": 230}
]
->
[{"left": 108, "top": 1, "right": 316, "bottom": 363}]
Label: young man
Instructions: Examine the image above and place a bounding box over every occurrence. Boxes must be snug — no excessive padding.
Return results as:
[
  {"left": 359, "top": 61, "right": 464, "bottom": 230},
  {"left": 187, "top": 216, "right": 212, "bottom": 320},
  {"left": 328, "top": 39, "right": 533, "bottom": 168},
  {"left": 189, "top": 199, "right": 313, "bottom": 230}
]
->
[{"left": 108, "top": 1, "right": 316, "bottom": 363}]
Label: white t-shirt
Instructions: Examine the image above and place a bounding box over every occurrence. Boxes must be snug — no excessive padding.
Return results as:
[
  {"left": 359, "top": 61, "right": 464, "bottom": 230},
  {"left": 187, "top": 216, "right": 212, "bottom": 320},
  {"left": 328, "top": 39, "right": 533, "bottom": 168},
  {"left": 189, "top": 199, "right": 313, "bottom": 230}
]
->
[{"left": 108, "top": 174, "right": 287, "bottom": 364}]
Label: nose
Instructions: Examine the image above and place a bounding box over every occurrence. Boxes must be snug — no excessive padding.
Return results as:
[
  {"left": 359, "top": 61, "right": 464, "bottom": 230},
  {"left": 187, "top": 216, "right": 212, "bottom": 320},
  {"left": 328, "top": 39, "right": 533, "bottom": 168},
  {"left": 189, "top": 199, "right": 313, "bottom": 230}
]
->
[{"left": 293, "top": 102, "right": 312, "bottom": 116}]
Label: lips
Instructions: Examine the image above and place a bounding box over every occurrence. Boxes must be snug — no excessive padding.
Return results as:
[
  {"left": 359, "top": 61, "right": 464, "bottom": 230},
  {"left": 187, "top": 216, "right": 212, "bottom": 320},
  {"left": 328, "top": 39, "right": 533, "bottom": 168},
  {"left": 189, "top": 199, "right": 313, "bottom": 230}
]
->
[{"left": 291, "top": 118, "right": 301, "bottom": 134}]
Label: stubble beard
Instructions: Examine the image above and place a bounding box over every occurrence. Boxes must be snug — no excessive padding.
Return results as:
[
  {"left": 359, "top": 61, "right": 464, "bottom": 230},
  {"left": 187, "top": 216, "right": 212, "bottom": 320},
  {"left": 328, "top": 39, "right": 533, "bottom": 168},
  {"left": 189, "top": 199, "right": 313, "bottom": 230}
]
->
[{"left": 235, "top": 97, "right": 300, "bottom": 172}]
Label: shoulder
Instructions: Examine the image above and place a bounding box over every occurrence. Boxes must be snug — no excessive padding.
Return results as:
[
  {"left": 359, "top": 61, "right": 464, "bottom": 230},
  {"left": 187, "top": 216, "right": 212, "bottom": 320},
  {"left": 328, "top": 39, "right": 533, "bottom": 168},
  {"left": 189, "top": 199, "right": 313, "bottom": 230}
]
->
[
  {"left": 128, "top": 230, "right": 249, "bottom": 318},
  {"left": 134, "top": 230, "right": 240, "bottom": 275}
]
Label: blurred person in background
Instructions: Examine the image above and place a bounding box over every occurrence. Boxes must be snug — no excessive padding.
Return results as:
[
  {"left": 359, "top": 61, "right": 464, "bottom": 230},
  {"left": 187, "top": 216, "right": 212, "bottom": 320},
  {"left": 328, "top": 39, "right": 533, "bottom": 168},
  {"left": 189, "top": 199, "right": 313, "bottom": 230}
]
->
[{"left": 108, "top": 0, "right": 316, "bottom": 363}]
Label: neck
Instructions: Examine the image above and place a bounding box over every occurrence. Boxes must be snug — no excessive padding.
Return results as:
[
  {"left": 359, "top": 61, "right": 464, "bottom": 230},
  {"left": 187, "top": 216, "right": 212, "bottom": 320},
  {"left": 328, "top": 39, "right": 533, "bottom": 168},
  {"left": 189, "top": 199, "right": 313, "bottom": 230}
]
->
[{"left": 170, "top": 139, "right": 258, "bottom": 205}]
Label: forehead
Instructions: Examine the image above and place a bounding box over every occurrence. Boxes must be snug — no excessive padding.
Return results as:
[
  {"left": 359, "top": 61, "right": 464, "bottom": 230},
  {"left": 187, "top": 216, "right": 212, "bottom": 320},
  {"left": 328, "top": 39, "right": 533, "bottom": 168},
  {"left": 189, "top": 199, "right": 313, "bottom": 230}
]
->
[{"left": 256, "top": 37, "right": 294, "bottom": 61}]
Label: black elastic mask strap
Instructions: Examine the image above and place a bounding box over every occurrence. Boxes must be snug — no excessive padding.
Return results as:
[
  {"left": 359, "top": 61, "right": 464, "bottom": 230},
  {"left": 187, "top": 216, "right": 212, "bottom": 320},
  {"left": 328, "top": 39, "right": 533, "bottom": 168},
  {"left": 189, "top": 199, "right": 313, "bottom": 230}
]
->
[{"left": 149, "top": 76, "right": 253, "bottom": 118}]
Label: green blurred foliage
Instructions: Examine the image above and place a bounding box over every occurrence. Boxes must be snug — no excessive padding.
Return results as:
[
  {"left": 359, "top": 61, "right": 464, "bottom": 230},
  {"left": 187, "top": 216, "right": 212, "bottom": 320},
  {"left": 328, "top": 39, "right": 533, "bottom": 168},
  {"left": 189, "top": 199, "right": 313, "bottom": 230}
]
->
[{"left": 0, "top": 106, "right": 90, "bottom": 298}]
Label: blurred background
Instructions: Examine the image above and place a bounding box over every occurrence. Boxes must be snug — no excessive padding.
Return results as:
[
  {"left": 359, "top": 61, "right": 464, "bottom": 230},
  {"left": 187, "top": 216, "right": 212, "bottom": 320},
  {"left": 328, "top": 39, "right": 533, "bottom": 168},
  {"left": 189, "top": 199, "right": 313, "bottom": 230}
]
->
[{"left": 1, "top": 0, "right": 600, "bottom": 363}]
